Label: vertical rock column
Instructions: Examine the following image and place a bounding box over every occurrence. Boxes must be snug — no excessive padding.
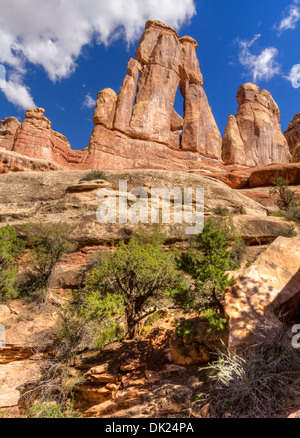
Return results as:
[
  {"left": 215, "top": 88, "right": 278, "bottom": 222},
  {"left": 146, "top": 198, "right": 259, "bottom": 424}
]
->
[
  {"left": 180, "top": 37, "right": 222, "bottom": 160},
  {"left": 222, "top": 83, "right": 291, "bottom": 166},
  {"left": 114, "top": 58, "right": 141, "bottom": 133},
  {"left": 129, "top": 21, "right": 182, "bottom": 145}
]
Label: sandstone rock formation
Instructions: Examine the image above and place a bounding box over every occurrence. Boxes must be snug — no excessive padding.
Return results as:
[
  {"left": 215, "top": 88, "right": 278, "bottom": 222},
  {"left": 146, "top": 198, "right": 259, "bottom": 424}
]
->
[
  {"left": 225, "top": 236, "right": 300, "bottom": 349},
  {"left": 248, "top": 163, "right": 300, "bottom": 187},
  {"left": 292, "top": 142, "right": 300, "bottom": 162},
  {"left": 85, "top": 20, "right": 222, "bottom": 169},
  {"left": 0, "top": 21, "right": 222, "bottom": 175},
  {"left": 12, "top": 108, "right": 84, "bottom": 167},
  {"left": 222, "top": 83, "right": 291, "bottom": 166},
  {"left": 0, "top": 117, "right": 20, "bottom": 151},
  {"left": 0, "top": 149, "right": 65, "bottom": 174},
  {"left": 284, "top": 112, "right": 300, "bottom": 156}
]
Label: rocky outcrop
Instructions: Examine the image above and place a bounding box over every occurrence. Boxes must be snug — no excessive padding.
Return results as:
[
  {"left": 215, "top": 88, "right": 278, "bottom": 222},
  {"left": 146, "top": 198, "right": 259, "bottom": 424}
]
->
[
  {"left": 0, "top": 149, "right": 66, "bottom": 174},
  {"left": 0, "top": 117, "right": 20, "bottom": 151},
  {"left": 248, "top": 163, "right": 300, "bottom": 187},
  {"left": 169, "top": 317, "right": 228, "bottom": 365},
  {"left": 284, "top": 113, "right": 300, "bottom": 156},
  {"left": 12, "top": 108, "right": 85, "bottom": 167},
  {"left": 225, "top": 237, "right": 300, "bottom": 349},
  {"left": 1, "top": 21, "right": 222, "bottom": 175},
  {"left": 86, "top": 20, "right": 222, "bottom": 168},
  {"left": 292, "top": 142, "right": 300, "bottom": 162},
  {"left": 0, "top": 169, "right": 267, "bottom": 246},
  {"left": 222, "top": 83, "right": 291, "bottom": 166}
]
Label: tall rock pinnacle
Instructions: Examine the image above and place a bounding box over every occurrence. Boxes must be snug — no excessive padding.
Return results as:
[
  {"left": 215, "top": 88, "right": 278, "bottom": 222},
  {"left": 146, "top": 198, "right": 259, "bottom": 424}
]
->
[{"left": 222, "top": 83, "right": 291, "bottom": 166}]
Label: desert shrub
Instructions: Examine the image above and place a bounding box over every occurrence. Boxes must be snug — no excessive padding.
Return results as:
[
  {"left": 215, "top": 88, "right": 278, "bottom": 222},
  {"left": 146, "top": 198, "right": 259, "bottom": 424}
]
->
[
  {"left": 56, "top": 289, "right": 124, "bottom": 358},
  {"left": 285, "top": 205, "right": 300, "bottom": 222},
  {"left": 269, "top": 177, "right": 298, "bottom": 211},
  {"left": 277, "top": 224, "right": 298, "bottom": 238},
  {"left": 57, "top": 236, "right": 183, "bottom": 358},
  {"left": 84, "top": 239, "right": 182, "bottom": 339},
  {"left": 197, "top": 323, "right": 300, "bottom": 418},
  {"left": 0, "top": 225, "right": 24, "bottom": 301},
  {"left": 19, "top": 355, "right": 84, "bottom": 414},
  {"left": 212, "top": 205, "right": 230, "bottom": 216},
  {"left": 23, "top": 400, "right": 81, "bottom": 418},
  {"left": 80, "top": 170, "right": 107, "bottom": 181},
  {"left": 269, "top": 210, "right": 285, "bottom": 217},
  {"left": 174, "top": 218, "right": 239, "bottom": 321},
  {"left": 131, "top": 223, "right": 167, "bottom": 247},
  {"left": 21, "top": 222, "right": 76, "bottom": 302}
]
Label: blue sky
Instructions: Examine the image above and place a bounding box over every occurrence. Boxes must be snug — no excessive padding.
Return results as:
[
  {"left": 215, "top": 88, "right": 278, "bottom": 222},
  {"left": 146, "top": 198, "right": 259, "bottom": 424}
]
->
[{"left": 0, "top": 0, "right": 300, "bottom": 151}]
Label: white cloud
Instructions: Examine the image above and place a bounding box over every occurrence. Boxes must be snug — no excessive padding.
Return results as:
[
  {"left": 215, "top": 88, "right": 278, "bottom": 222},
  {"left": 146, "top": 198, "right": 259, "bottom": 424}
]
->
[
  {"left": 286, "top": 63, "right": 300, "bottom": 88},
  {"left": 83, "top": 94, "right": 96, "bottom": 109},
  {"left": 275, "top": 1, "right": 300, "bottom": 34},
  {"left": 0, "top": 77, "right": 35, "bottom": 109},
  {"left": 237, "top": 34, "right": 280, "bottom": 82},
  {"left": 0, "top": 0, "right": 196, "bottom": 83}
]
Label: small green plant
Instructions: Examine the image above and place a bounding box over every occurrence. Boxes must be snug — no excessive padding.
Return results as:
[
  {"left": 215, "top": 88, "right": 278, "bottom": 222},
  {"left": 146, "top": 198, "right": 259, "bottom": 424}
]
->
[
  {"left": 269, "top": 210, "right": 285, "bottom": 217},
  {"left": 80, "top": 170, "right": 107, "bottom": 181},
  {"left": 278, "top": 224, "right": 298, "bottom": 238},
  {"left": 269, "top": 177, "right": 298, "bottom": 211},
  {"left": 212, "top": 205, "right": 230, "bottom": 217},
  {"left": 0, "top": 225, "right": 24, "bottom": 301},
  {"left": 23, "top": 400, "right": 81, "bottom": 418},
  {"left": 174, "top": 218, "right": 239, "bottom": 319},
  {"left": 202, "top": 309, "right": 228, "bottom": 332}
]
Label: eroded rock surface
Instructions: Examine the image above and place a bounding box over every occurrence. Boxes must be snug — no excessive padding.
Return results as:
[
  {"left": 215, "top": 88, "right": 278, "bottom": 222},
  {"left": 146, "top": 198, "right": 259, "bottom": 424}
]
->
[
  {"left": 225, "top": 237, "right": 300, "bottom": 349},
  {"left": 285, "top": 113, "right": 300, "bottom": 157},
  {"left": 222, "top": 83, "right": 291, "bottom": 166}
]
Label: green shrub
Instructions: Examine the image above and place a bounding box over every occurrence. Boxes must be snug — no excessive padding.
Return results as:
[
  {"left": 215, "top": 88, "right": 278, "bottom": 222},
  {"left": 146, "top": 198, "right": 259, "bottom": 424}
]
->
[
  {"left": 269, "top": 177, "right": 298, "bottom": 211},
  {"left": 57, "top": 236, "right": 183, "bottom": 357},
  {"left": 212, "top": 205, "right": 230, "bottom": 216},
  {"left": 0, "top": 225, "right": 24, "bottom": 301},
  {"left": 80, "top": 170, "right": 107, "bottom": 181},
  {"left": 84, "top": 238, "right": 183, "bottom": 339},
  {"left": 57, "top": 290, "right": 124, "bottom": 358},
  {"left": 277, "top": 224, "right": 298, "bottom": 238},
  {"left": 285, "top": 205, "right": 300, "bottom": 222},
  {"left": 21, "top": 222, "right": 76, "bottom": 302},
  {"left": 174, "top": 218, "right": 239, "bottom": 319},
  {"left": 269, "top": 210, "right": 285, "bottom": 217},
  {"left": 23, "top": 400, "right": 81, "bottom": 418}
]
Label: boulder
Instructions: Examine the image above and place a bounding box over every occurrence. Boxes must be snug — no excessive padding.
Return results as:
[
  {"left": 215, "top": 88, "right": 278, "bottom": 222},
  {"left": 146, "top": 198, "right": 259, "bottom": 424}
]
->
[
  {"left": 93, "top": 88, "right": 117, "bottom": 129},
  {"left": 222, "top": 83, "right": 291, "bottom": 166},
  {"left": 225, "top": 237, "right": 300, "bottom": 349},
  {"left": 169, "top": 317, "right": 229, "bottom": 365}
]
